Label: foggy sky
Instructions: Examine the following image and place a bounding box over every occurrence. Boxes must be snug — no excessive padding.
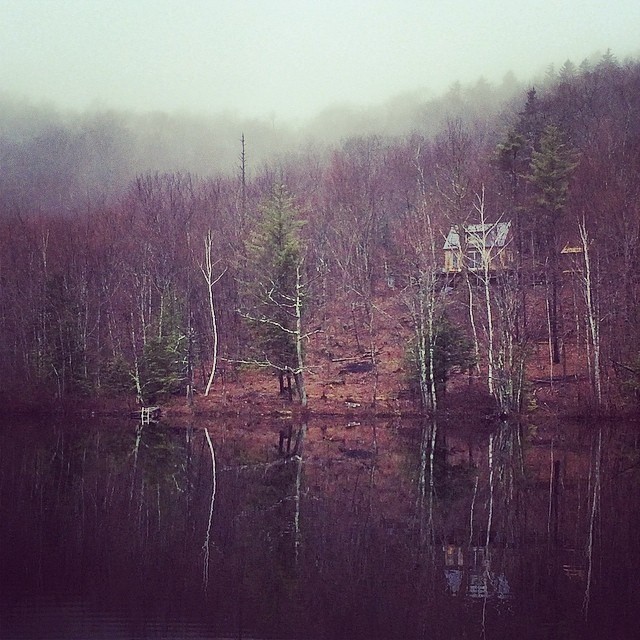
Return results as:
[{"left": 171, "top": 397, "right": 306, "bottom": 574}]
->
[{"left": 2, "top": 0, "right": 639, "bottom": 123}]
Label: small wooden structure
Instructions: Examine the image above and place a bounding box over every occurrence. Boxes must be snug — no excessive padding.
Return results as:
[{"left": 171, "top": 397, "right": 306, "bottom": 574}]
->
[
  {"left": 139, "top": 406, "right": 161, "bottom": 424},
  {"left": 443, "top": 222, "right": 513, "bottom": 274},
  {"left": 561, "top": 241, "right": 584, "bottom": 274}
]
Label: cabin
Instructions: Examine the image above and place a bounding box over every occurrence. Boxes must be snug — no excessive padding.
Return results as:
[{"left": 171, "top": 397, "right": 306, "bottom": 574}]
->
[
  {"left": 443, "top": 221, "right": 513, "bottom": 274},
  {"left": 560, "top": 241, "right": 584, "bottom": 274}
]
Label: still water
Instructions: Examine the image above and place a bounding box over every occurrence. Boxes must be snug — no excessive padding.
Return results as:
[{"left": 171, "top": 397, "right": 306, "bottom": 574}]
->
[{"left": 1, "top": 413, "right": 639, "bottom": 639}]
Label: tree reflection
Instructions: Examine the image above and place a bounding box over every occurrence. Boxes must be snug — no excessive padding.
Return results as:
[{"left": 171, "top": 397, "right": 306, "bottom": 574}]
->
[{"left": 1, "top": 415, "right": 640, "bottom": 638}]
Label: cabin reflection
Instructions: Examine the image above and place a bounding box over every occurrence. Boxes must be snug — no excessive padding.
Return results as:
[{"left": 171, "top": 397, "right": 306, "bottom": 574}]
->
[{"left": 443, "top": 544, "right": 511, "bottom": 600}]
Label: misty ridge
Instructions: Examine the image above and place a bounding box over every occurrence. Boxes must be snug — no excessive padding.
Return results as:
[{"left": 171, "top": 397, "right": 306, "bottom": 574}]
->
[
  {"left": 1, "top": 46, "right": 640, "bottom": 412},
  {"left": 1, "top": 67, "right": 527, "bottom": 215},
  {"left": 1, "top": 48, "right": 635, "bottom": 217}
]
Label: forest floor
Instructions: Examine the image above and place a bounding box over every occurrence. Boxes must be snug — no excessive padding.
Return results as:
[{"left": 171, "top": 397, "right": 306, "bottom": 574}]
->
[
  {"left": 161, "top": 285, "right": 604, "bottom": 428},
  {"left": 4, "top": 283, "right": 626, "bottom": 432}
]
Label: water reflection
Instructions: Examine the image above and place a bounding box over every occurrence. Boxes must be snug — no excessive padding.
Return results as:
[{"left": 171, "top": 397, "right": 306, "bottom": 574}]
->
[
  {"left": 443, "top": 545, "right": 511, "bottom": 600},
  {"left": 1, "top": 414, "right": 639, "bottom": 638},
  {"left": 2, "top": 597, "right": 219, "bottom": 640}
]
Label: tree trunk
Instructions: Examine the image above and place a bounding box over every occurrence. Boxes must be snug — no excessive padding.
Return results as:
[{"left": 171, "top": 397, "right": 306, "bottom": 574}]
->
[{"left": 200, "top": 231, "right": 226, "bottom": 396}]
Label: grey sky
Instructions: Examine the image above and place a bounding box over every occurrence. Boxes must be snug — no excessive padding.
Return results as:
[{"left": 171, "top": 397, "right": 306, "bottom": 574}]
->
[{"left": 2, "top": 0, "right": 638, "bottom": 122}]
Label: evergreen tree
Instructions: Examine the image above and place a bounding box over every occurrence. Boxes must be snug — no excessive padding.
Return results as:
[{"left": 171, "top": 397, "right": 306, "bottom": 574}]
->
[
  {"left": 517, "top": 87, "right": 545, "bottom": 153},
  {"left": 530, "top": 124, "right": 577, "bottom": 217},
  {"left": 138, "top": 292, "right": 188, "bottom": 403},
  {"left": 242, "top": 185, "right": 308, "bottom": 403},
  {"left": 528, "top": 124, "right": 578, "bottom": 364},
  {"left": 407, "top": 315, "right": 475, "bottom": 407}
]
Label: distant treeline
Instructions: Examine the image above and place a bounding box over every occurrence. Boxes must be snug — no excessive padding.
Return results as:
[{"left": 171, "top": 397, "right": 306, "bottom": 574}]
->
[
  {"left": 0, "top": 71, "right": 523, "bottom": 215},
  {"left": 0, "top": 52, "right": 638, "bottom": 412}
]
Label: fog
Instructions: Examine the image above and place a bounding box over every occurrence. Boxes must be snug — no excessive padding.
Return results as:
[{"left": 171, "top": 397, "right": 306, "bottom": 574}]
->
[
  {"left": 2, "top": 0, "right": 639, "bottom": 212},
  {"left": 0, "top": 73, "right": 521, "bottom": 214},
  {"left": 0, "top": 50, "right": 626, "bottom": 214},
  {"left": 4, "top": 1, "right": 639, "bottom": 121}
]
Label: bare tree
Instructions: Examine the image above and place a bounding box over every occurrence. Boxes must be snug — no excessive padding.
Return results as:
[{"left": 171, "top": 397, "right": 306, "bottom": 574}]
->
[
  {"left": 199, "top": 230, "right": 226, "bottom": 396},
  {"left": 578, "top": 219, "right": 602, "bottom": 406}
]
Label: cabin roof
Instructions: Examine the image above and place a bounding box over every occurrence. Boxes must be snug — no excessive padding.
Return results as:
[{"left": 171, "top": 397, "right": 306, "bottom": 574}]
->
[
  {"left": 443, "top": 222, "right": 511, "bottom": 250},
  {"left": 561, "top": 242, "right": 583, "bottom": 254}
]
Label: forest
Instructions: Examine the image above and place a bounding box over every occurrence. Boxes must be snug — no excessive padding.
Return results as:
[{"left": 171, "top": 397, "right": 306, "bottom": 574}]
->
[{"left": 1, "top": 51, "right": 639, "bottom": 418}]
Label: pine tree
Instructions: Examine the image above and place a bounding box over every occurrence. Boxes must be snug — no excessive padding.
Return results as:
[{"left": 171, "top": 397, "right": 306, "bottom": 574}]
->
[
  {"left": 530, "top": 125, "right": 577, "bottom": 217},
  {"left": 528, "top": 124, "right": 578, "bottom": 364},
  {"left": 242, "top": 185, "right": 308, "bottom": 403},
  {"left": 138, "top": 292, "right": 188, "bottom": 403}
]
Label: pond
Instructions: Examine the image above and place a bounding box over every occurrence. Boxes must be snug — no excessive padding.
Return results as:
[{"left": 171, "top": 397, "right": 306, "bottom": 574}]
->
[{"left": 1, "top": 412, "right": 639, "bottom": 639}]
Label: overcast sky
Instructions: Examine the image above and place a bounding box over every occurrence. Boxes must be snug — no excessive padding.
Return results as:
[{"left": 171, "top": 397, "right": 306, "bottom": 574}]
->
[{"left": 2, "top": 0, "right": 639, "bottom": 122}]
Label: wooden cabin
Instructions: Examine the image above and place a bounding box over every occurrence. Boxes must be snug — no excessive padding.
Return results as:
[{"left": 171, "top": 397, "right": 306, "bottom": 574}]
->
[
  {"left": 561, "top": 241, "right": 584, "bottom": 274},
  {"left": 443, "top": 222, "right": 513, "bottom": 273}
]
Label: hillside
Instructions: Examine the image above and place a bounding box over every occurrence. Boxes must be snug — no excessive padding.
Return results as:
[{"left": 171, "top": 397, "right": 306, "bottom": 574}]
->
[{"left": 1, "top": 53, "right": 639, "bottom": 418}]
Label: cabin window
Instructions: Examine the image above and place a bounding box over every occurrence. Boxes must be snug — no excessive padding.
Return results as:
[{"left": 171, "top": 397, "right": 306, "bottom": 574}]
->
[{"left": 468, "top": 250, "right": 482, "bottom": 270}]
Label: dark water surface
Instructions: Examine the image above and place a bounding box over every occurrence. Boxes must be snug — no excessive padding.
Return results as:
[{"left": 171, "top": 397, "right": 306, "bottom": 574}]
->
[{"left": 1, "top": 413, "right": 639, "bottom": 639}]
